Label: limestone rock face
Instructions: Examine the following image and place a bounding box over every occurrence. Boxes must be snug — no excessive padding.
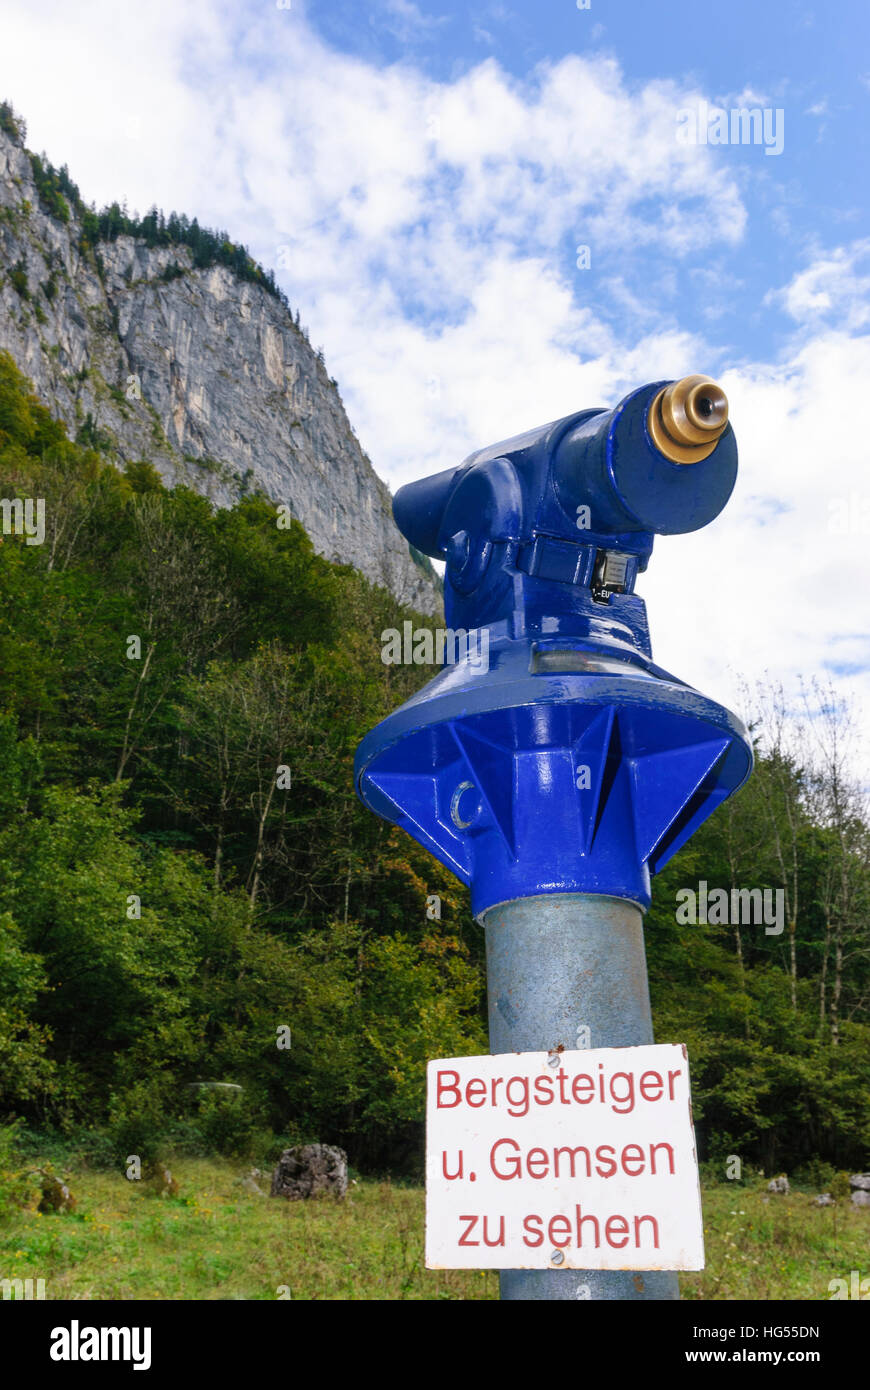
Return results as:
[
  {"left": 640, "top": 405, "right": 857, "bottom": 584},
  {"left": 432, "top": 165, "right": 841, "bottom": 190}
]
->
[
  {"left": 0, "top": 123, "right": 439, "bottom": 614},
  {"left": 270, "top": 1144, "right": 348, "bottom": 1200}
]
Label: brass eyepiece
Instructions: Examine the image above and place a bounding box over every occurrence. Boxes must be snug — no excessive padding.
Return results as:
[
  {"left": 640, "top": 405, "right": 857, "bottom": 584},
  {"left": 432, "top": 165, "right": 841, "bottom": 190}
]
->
[{"left": 647, "top": 375, "right": 729, "bottom": 464}]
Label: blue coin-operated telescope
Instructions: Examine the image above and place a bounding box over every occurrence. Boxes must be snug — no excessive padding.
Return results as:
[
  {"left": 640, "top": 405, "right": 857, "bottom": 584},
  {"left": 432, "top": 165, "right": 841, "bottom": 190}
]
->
[{"left": 355, "top": 375, "right": 753, "bottom": 1301}]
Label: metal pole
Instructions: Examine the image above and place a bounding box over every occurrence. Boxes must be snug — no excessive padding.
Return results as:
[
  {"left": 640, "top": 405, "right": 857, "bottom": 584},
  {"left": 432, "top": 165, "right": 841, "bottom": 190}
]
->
[{"left": 482, "top": 892, "right": 680, "bottom": 1301}]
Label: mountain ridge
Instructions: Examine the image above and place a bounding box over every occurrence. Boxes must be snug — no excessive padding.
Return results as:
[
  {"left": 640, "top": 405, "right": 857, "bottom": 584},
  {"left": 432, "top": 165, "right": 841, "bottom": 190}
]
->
[{"left": 0, "top": 103, "right": 440, "bottom": 614}]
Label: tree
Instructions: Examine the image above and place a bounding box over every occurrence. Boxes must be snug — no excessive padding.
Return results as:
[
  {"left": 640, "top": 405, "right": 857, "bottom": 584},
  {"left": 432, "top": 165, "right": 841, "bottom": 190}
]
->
[
  {"left": 739, "top": 679, "right": 813, "bottom": 1009},
  {"left": 802, "top": 680, "right": 870, "bottom": 1044}
]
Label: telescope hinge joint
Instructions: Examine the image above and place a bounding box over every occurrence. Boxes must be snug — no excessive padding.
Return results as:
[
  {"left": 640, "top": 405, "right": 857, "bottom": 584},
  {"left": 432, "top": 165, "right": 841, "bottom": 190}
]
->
[{"left": 517, "top": 534, "right": 639, "bottom": 599}]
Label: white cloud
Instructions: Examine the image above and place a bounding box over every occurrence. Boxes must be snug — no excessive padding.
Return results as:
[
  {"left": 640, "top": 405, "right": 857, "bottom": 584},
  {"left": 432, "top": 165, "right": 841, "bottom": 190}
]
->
[{"left": 766, "top": 240, "right": 870, "bottom": 331}]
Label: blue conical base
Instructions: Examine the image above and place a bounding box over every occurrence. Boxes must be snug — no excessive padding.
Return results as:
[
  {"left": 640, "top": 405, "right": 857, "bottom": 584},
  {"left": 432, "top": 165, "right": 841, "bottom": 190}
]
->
[{"left": 355, "top": 635, "right": 751, "bottom": 918}]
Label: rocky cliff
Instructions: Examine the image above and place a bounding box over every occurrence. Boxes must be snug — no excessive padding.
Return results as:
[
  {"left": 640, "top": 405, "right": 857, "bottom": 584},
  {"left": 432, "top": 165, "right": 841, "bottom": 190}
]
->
[{"left": 0, "top": 116, "right": 439, "bottom": 613}]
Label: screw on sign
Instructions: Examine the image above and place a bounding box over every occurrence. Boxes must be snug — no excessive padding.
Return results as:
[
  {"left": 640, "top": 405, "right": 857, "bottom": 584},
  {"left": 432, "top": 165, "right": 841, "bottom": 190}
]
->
[{"left": 355, "top": 376, "right": 753, "bottom": 1301}]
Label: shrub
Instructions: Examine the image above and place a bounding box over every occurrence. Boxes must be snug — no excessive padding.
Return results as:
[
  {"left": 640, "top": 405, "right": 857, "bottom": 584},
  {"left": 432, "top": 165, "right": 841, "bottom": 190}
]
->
[
  {"left": 9, "top": 259, "right": 28, "bottom": 298},
  {"left": 107, "top": 1079, "right": 174, "bottom": 1166},
  {"left": 194, "top": 1088, "right": 259, "bottom": 1158},
  {"left": 0, "top": 1120, "right": 38, "bottom": 1218}
]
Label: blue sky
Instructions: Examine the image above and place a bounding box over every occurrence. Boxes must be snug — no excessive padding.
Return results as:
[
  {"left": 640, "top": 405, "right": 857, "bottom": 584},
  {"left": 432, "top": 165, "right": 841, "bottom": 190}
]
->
[
  {"left": 1, "top": 0, "right": 868, "bottom": 763},
  {"left": 301, "top": 0, "right": 870, "bottom": 362}
]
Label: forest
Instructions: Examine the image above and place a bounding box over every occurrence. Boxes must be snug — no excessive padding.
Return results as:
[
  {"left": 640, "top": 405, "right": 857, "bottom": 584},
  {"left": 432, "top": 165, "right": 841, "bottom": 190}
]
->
[{"left": 0, "top": 347, "right": 867, "bottom": 1181}]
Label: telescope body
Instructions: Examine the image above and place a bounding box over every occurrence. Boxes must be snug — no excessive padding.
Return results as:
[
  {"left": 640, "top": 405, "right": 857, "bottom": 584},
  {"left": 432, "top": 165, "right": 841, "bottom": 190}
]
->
[{"left": 356, "top": 378, "right": 751, "bottom": 920}]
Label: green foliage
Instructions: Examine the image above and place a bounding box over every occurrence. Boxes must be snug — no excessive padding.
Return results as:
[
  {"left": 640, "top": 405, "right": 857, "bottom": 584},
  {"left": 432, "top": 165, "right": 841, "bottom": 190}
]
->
[
  {"left": 0, "top": 1120, "right": 39, "bottom": 1219},
  {"left": 643, "top": 763, "right": 870, "bottom": 1172},
  {"left": 27, "top": 153, "right": 70, "bottom": 223},
  {"left": 792, "top": 1156, "right": 836, "bottom": 1192},
  {"left": 0, "top": 913, "right": 56, "bottom": 1112},
  {"left": 74, "top": 411, "right": 113, "bottom": 452},
  {"left": 0, "top": 99, "right": 25, "bottom": 143},
  {"left": 191, "top": 1091, "right": 260, "bottom": 1159},
  {"left": 0, "top": 350, "right": 477, "bottom": 1170},
  {"left": 107, "top": 1078, "right": 174, "bottom": 1166},
  {"left": 9, "top": 258, "right": 28, "bottom": 298}
]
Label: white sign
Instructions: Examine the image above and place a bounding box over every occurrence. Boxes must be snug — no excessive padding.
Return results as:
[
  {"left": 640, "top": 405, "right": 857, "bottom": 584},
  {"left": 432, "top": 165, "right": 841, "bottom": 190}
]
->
[{"left": 425, "top": 1043, "right": 704, "bottom": 1271}]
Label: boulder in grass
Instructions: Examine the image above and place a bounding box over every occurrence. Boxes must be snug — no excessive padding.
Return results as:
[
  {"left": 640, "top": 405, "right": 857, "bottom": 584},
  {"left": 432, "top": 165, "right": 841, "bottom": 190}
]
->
[
  {"left": 849, "top": 1174, "right": 870, "bottom": 1192},
  {"left": 812, "top": 1193, "right": 834, "bottom": 1207},
  {"left": 37, "top": 1169, "right": 76, "bottom": 1214},
  {"left": 270, "top": 1144, "right": 348, "bottom": 1201},
  {"left": 146, "top": 1163, "right": 179, "bottom": 1198},
  {"left": 851, "top": 1189, "right": 870, "bottom": 1208},
  {"left": 767, "top": 1175, "right": 789, "bottom": 1195}
]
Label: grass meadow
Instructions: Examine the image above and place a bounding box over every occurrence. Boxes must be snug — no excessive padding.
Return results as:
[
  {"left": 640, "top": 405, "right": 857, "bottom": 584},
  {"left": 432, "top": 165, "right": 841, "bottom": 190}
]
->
[{"left": 1, "top": 1159, "right": 866, "bottom": 1301}]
